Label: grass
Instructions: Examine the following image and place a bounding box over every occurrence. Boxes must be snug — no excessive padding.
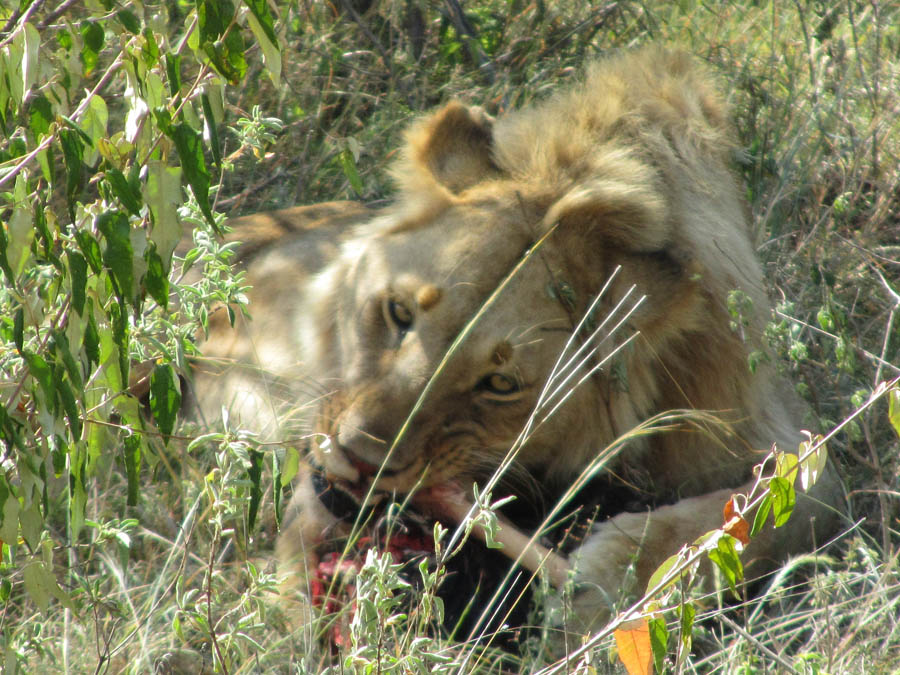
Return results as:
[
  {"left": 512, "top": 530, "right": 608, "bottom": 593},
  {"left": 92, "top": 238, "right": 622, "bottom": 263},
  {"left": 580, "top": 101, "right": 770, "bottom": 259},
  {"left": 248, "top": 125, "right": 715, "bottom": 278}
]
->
[{"left": 2, "top": 1, "right": 898, "bottom": 673}]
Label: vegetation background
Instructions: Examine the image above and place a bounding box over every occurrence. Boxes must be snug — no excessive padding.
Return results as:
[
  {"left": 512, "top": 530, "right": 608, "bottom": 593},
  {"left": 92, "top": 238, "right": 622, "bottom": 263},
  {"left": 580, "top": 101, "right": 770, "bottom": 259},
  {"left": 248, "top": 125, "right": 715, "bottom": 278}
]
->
[{"left": 0, "top": 0, "right": 898, "bottom": 673}]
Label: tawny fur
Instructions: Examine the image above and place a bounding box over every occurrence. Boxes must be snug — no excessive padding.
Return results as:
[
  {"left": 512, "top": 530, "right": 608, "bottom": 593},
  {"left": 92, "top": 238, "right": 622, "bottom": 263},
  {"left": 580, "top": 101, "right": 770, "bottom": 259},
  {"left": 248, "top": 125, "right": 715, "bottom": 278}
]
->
[{"left": 195, "top": 47, "right": 842, "bottom": 633}]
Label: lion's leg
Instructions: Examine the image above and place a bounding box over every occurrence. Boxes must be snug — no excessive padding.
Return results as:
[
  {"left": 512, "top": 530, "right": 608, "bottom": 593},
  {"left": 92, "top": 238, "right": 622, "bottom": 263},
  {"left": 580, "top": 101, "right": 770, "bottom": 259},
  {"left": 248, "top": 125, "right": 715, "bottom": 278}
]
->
[
  {"left": 276, "top": 461, "right": 348, "bottom": 596},
  {"left": 570, "top": 465, "right": 843, "bottom": 630}
]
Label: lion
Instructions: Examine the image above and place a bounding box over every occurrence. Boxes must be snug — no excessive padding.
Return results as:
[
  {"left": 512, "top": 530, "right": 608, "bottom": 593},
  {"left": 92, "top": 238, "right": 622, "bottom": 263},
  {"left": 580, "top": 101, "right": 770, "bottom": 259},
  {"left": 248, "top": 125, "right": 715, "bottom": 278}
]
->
[{"left": 194, "top": 47, "right": 842, "bottom": 639}]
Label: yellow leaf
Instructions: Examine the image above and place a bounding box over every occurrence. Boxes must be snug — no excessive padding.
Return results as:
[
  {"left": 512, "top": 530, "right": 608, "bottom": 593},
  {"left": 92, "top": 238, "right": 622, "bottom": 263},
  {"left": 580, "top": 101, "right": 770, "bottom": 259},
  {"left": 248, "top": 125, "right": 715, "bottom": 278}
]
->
[{"left": 615, "top": 617, "right": 653, "bottom": 675}]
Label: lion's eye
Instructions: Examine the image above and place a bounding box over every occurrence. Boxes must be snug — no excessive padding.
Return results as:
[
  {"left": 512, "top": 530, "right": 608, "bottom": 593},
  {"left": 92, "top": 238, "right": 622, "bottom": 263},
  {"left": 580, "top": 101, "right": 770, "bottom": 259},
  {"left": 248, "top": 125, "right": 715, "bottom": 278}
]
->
[
  {"left": 478, "top": 373, "right": 520, "bottom": 397},
  {"left": 385, "top": 298, "right": 413, "bottom": 334}
]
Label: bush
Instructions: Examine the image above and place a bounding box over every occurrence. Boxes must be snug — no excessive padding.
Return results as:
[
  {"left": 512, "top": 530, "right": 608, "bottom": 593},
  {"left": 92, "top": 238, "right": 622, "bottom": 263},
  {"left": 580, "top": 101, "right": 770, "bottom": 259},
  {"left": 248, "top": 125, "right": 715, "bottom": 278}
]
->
[{"left": 0, "top": 1, "right": 897, "bottom": 673}]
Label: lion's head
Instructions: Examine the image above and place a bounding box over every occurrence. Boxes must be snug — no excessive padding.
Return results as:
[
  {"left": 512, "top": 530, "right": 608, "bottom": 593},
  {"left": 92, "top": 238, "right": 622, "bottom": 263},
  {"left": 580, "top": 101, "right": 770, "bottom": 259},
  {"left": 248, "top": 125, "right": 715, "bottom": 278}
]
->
[{"left": 298, "top": 48, "right": 786, "bottom": 510}]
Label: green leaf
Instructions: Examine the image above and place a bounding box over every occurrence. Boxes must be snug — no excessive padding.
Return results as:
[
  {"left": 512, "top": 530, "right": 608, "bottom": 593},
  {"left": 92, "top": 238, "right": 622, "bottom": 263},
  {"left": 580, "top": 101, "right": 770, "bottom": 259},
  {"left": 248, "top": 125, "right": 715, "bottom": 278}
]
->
[
  {"left": 203, "top": 31, "right": 247, "bottom": 85},
  {"left": 143, "top": 244, "right": 169, "bottom": 310},
  {"left": 33, "top": 204, "right": 61, "bottom": 269},
  {"left": 51, "top": 330, "right": 83, "bottom": 390},
  {"left": 67, "top": 250, "right": 88, "bottom": 316},
  {"left": 13, "top": 306, "right": 24, "bottom": 353},
  {"left": 116, "top": 9, "right": 141, "bottom": 34},
  {"left": 23, "top": 562, "right": 52, "bottom": 613},
  {"left": 244, "top": 0, "right": 277, "bottom": 45},
  {"left": 22, "top": 351, "right": 55, "bottom": 408},
  {"left": 707, "top": 535, "right": 744, "bottom": 596},
  {"left": 201, "top": 93, "right": 222, "bottom": 170},
  {"left": 889, "top": 387, "right": 900, "bottom": 440},
  {"left": 105, "top": 168, "right": 143, "bottom": 216},
  {"left": 140, "top": 27, "right": 161, "bottom": 67},
  {"left": 798, "top": 433, "right": 828, "bottom": 490},
  {"left": 678, "top": 602, "right": 695, "bottom": 651},
  {"left": 646, "top": 551, "right": 684, "bottom": 595},
  {"left": 80, "top": 21, "right": 105, "bottom": 76},
  {"left": 0, "top": 403, "right": 23, "bottom": 453},
  {"left": 55, "top": 370, "right": 82, "bottom": 439},
  {"left": 648, "top": 616, "right": 668, "bottom": 674},
  {"left": 165, "top": 53, "right": 182, "bottom": 100},
  {"left": 197, "top": 0, "right": 233, "bottom": 42},
  {"left": 74, "top": 230, "right": 102, "bottom": 273},
  {"left": 775, "top": 451, "right": 799, "bottom": 486},
  {"left": 339, "top": 148, "right": 363, "bottom": 195},
  {"left": 149, "top": 364, "right": 181, "bottom": 441},
  {"left": 83, "top": 303, "right": 100, "bottom": 372},
  {"left": 169, "top": 123, "right": 217, "bottom": 230},
  {"left": 0, "top": 223, "right": 16, "bottom": 285},
  {"left": 144, "top": 161, "right": 182, "bottom": 271},
  {"left": 109, "top": 299, "right": 130, "bottom": 387},
  {"left": 245, "top": 0, "right": 281, "bottom": 86},
  {"left": 28, "top": 94, "right": 54, "bottom": 138},
  {"left": 248, "top": 449, "right": 263, "bottom": 531},
  {"left": 196, "top": 0, "right": 247, "bottom": 84},
  {"left": 96, "top": 211, "right": 134, "bottom": 302},
  {"left": 769, "top": 476, "right": 796, "bottom": 527},
  {"left": 123, "top": 433, "right": 142, "bottom": 507},
  {"left": 750, "top": 493, "right": 773, "bottom": 536},
  {"left": 59, "top": 128, "right": 85, "bottom": 210}
]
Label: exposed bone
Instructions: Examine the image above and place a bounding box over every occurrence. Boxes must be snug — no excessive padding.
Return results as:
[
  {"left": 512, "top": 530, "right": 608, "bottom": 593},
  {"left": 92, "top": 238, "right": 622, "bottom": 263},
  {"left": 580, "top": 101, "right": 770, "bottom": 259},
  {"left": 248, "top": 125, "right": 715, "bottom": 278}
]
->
[{"left": 427, "top": 487, "right": 572, "bottom": 588}]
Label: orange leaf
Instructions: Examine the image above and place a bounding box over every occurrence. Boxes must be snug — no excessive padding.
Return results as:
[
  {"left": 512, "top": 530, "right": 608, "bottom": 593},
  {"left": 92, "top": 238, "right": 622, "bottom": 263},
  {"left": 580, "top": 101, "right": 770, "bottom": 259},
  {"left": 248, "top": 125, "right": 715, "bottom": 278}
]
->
[
  {"left": 723, "top": 496, "right": 738, "bottom": 522},
  {"left": 724, "top": 515, "right": 750, "bottom": 547},
  {"left": 722, "top": 497, "right": 750, "bottom": 546},
  {"left": 722, "top": 496, "right": 750, "bottom": 547},
  {"left": 615, "top": 617, "right": 653, "bottom": 675}
]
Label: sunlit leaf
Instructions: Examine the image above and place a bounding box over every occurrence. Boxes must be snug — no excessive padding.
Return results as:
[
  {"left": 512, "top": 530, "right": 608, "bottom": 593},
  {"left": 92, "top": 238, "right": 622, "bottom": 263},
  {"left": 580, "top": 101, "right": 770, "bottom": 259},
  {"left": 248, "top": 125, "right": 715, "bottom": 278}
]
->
[
  {"left": 201, "top": 92, "right": 222, "bottom": 169},
  {"left": 648, "top": 616, "right": 668, "bottom": 673},
  {"left": 679, "top": 602, "right": 695, "bottom": 651},
  {"left": 769, "top": 476, "right": 796, "bottom": 527},
  {"left": 614, "top": 618, "right": 653, "bottom": 675},
  {"left": 707, "top": 534, "right": 743, "bottom": 596},
  {"left": 889, "top": 387, "right": 900, "bottom": 440},
  {"left": 750, "top": 493, "right": 772, "bottom": 537},
  {"left": 144, "top": 161, "right": 182, "bottom": 271},
  {"left": 245, "top": 0, "right": 281, "bottom": 86},
  {"left": 722, "top": 496, "right": 750, "bottom": 547},
  {"left": 775, "top": 451, "right": 799, "bottom": 486},
  {"left": 339, "top": 148, "right": 364, "bottom": 195},
  {"left": 798, "top": 432, "right": 828, "bottom": 490},
  {"left": 22, "top": 22, "right": 40, "bottom": 95},
  {"left": 646, "top": 551, "right": 685, "bottom": 596}
]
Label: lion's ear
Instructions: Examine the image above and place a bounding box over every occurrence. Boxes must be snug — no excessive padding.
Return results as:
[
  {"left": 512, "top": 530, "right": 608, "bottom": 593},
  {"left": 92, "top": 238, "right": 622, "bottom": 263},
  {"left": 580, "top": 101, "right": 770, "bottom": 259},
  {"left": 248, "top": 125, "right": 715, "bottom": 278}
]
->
[
  {"left": 397, "top": 102, "right": 499, "bottom": 195},
  {"left": 543, "top": 156, "right": 669, "bottom": 253}
]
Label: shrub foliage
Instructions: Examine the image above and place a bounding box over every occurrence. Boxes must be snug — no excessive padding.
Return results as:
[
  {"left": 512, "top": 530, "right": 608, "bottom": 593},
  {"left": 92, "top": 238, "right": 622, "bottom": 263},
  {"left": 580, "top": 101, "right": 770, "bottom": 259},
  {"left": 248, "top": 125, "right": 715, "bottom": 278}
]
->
[{"left": 0, "top": 1, "right": 898, "bottom": 673}]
